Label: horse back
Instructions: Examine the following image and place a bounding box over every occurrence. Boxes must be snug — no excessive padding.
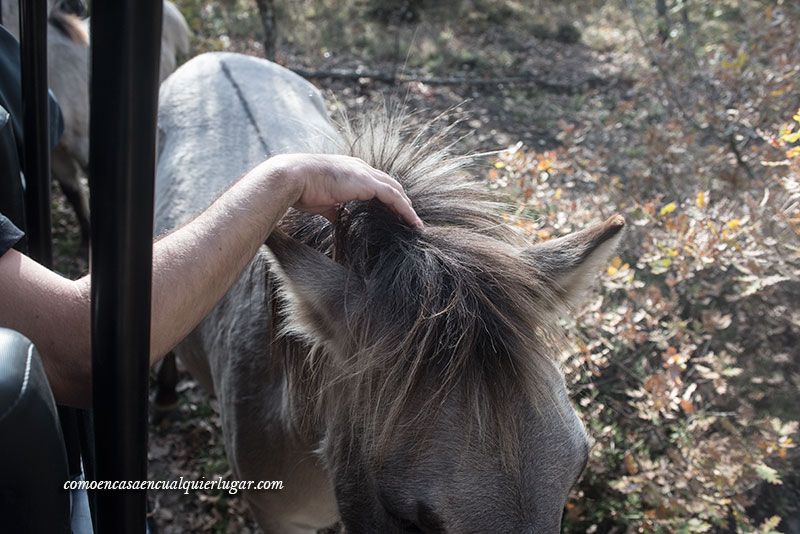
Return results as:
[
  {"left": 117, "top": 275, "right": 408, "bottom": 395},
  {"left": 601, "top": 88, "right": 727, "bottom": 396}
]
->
[{"left": 155, "top": 52, "right": 339, "bottom": 236}]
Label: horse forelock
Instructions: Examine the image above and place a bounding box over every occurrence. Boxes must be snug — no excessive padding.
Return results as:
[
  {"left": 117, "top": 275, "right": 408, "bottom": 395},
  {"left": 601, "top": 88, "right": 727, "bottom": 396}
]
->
[{"left": 277, "top": 108, "right": 570, "bottom": 461}]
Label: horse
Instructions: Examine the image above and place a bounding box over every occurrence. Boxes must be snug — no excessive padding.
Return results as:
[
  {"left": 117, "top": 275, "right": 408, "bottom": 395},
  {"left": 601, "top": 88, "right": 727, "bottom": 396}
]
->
[
  {"left": 154, "top": 51, "right": 624, "bottom": 533},
  {"left": 1, "top": 0, "right": 191, "bottom": 247}
]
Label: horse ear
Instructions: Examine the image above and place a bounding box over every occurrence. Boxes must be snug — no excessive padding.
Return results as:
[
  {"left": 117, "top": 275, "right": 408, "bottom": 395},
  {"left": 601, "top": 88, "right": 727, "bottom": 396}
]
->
[
  {"left": 265, "top": 228, "right": 364, "bottom": 347},
  {"left": 522, "top": 215, "right": 625, "bottom": 307}
]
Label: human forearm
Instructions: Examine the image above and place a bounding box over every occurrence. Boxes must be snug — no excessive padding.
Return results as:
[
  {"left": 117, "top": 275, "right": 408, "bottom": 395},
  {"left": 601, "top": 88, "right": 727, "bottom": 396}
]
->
[
  {"left": 0, "top": 160, "right": 298, "bottom": 407},
  {"left": 59, "top": 160, "right": 299, "bottom": 406},
  {"left": 144, "top": 151, "right": 421, "bottom": 362},
  {"left": 145, "top": 158, "right": 301, "bottom": 362},
  {"left": 0, "top": 250, "right": 90, "bottom": 407},
  {"left": 0, "top": 152, "right": 418, "bottom": 407}
]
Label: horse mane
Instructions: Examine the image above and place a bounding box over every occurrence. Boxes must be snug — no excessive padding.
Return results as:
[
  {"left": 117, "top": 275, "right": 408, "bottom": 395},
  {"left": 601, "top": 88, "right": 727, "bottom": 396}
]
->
[
  {"left": 49, "top": 10, "right": 88, "bottom": 46},
  {"left": 276, "top": 108, "right": 568, "bottom": 460}
]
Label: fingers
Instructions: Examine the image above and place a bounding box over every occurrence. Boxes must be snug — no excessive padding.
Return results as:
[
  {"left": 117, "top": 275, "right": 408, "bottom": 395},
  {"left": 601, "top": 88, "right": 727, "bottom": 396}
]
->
[
  {"left": 374, "top": 169, "right": 413, "bottom": 207},
  {"left": 373, "top": 182, "right": 423, "bottom": 229},
  {"left": 349, "top": 159, "right": 420, "bottom": 228},
  {"left": 347, "top": 157, "right": 412, "bottom": 205},
  {"left": 293, "top": 154, "right": 423, "bottom": 229}
]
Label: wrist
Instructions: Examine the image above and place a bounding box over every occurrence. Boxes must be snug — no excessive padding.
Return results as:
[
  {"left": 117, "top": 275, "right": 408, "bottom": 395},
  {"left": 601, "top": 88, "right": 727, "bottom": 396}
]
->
[{"left": 248, "top": 154, "right": 304, "bottom": 206}]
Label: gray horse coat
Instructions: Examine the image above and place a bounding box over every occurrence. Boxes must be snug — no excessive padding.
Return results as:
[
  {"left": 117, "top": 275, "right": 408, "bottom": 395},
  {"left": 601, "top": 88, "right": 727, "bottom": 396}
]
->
[
  {"left": 156, "top": 53, "right": 340, "bottom": 532},
  {"left": 156, "top": 52, "right": 618, "bottom": 533}
]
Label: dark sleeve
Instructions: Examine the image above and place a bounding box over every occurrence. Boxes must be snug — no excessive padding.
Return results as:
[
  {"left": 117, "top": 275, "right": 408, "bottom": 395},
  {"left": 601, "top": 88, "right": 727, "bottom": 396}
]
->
[
  {"left": 0, "top": 213, "right": 24, "bottom": 257},
  {"left": 0, "top": 26, "right": 64, "bottom": 153}
]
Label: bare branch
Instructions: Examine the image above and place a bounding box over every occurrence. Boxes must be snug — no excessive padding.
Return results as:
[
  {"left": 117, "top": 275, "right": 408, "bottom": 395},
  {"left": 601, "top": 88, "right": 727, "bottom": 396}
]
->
[{"left": 288, "top": 67, "right": 608, "bottom": 94}]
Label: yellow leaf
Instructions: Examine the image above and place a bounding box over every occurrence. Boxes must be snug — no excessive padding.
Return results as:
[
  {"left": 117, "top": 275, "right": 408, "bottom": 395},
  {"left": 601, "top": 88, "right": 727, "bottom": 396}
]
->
[
  {"left": 659, "top": 202, "right": 677, "bottom": 216},
  {"left": 553, "top": 187, "right": 562, "bottom": 200},
  {"left": 781, "top": 129, "right": 800, "bottom": 143},
  {"left": 721, "top": 50, "right": 748, "bottom": 71},
  {"left": 696, "top": 191, "right": 707, "bottom": 208},
  {"left": 787, "top": 146, "right": 800, "bottom": 159},
  {"left": 607, "top": 257, "right": 623, "bottom": 276},
  {"left": 727, "top": 219, "right": 742, "bottom": 230},
  {"left": 494, "top": 161, "right": 505, "bottom": 169},
  {"left": 650, "top": 257, "right": 672, "bottom": 274},
  {"left": 759, "top": 516, "right": 782, "bottom": 531},
  {"left": 734, "top": 50, "right": 748, "bottom": 70}
]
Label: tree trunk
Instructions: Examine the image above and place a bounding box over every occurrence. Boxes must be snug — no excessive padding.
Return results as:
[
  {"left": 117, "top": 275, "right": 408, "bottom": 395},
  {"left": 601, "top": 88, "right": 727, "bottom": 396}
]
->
[
  {"left": 680, "top": 0, "right": 692, "bottom": 35},
  {"left": 255, "top": 0, "right": 277, "bottom": 61},
  {"left": 656, "top": 0, "right": 669, "bottom": 42}
]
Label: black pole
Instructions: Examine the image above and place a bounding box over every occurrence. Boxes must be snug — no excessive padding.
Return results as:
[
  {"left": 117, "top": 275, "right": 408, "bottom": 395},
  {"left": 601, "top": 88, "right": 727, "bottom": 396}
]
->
[
  {"left": 21, "top": 0, "right": 87, "bottom": 495},
  {"left": 89, "top": 0, "right": 162, "bottom": 532},
  {"left": 19, "top": 0, "right": 51, "bottom": 266}
]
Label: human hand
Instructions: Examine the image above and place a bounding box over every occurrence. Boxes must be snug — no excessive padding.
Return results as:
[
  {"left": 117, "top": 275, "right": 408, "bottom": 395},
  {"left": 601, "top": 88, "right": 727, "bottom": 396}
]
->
[{"left": 270, "top": 153, "right": 423, "bottom": 229}]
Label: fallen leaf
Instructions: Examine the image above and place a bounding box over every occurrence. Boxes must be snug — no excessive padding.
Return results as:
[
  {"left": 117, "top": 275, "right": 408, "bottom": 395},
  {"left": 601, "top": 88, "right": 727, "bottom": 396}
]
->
[{"left": 660, "top": 202, "right": 677, "bottom": 216}]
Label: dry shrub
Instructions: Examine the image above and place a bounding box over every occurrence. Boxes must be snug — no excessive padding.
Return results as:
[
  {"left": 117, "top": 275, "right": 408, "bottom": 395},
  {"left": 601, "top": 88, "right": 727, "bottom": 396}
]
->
[{"left": 486, "top": 108, "right": 800, "bottom": 532}]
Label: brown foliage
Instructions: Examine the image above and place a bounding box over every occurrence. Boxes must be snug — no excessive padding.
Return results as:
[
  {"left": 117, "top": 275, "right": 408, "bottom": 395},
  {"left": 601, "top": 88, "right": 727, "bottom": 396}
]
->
[{"left": 487, "top": 102, "right": 800, "bottom": 530}]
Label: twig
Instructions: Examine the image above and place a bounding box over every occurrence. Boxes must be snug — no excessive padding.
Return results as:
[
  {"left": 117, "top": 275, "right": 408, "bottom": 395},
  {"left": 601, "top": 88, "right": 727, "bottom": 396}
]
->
[
  {"left": 288, "top": 67, "right": 608, "bottom": 94},
  {"left": 728, "top": 133, "right": 756, "bottom": 181}
]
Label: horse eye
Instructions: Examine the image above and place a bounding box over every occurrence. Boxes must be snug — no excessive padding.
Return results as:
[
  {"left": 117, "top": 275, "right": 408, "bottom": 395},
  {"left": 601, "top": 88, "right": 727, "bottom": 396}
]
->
[
  {"left": 380, "top": 495, "right": 429, "bottom": 533},
  {"left": 379, "top": 491, "right": 445, "bottom": 533},
  {"left": 385, "top": 508, "right": 425, "bottom": 533},
  {"left": 416, "top": 501, "right": 446, "bottom": 533}
]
